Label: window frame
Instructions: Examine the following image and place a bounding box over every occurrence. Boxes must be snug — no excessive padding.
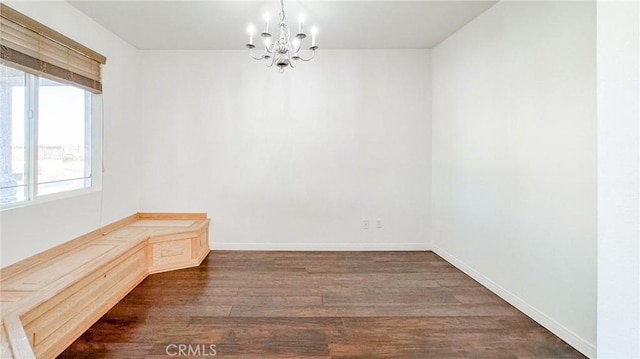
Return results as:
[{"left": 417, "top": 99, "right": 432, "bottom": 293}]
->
[{"left": 0, "top": 65, "right": 102, "bottom": 211}]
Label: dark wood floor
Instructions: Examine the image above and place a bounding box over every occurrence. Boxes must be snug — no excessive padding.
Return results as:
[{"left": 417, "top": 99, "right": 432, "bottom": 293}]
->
[{"left": 60, "top": 251, "right": 586, "bottom": 358}]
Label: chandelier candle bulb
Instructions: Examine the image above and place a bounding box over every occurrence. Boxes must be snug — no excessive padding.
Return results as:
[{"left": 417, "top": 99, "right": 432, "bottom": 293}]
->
[
  {"left": 298, "top": 14, "right": 303, "bottom": 34},
  {"left": 311, "top": 27, "right": 317, "bottom": 47},
  {"left": 246, "top": 24, "right": 255, "bottom": 47},
  {"left": 264, "top": 12, "right": 270, "bottom": 33}
]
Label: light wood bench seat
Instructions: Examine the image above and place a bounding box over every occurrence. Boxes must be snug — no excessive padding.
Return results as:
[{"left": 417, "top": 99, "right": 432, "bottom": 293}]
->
[{"left": 0, "top": 212, "right": 210, "bottom": 358}]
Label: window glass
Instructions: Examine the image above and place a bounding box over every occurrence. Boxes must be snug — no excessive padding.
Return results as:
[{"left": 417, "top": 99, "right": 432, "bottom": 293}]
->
[
  {"left": 0, "top": 63, "right": 93, "bottom": 207},
  {"left": 0, "top": 65, "right": 27, "bottom": 204},
  {"left": 37, "top": 78, "right": 91, "bottom": 196}
]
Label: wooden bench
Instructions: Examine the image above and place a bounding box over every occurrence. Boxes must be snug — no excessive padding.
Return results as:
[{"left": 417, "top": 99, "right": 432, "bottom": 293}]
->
[{"left": 0, "top": 212, "right": 210, "bottom": 358}]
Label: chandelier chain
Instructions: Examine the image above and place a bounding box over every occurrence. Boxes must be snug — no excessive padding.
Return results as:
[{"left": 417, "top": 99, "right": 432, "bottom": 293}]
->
[{"left": 280, "top": 0, "right": 286, "bottom": 21}]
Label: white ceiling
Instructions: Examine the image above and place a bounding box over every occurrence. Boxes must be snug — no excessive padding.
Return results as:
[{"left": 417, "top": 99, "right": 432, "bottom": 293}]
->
[{"left": 69, "top": 0, "right": 497, "bottom": 50}]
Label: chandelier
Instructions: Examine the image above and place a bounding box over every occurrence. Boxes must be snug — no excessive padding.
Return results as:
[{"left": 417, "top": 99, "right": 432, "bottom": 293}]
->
[{"left": 245, "top": 0, "right": 318, "bottom": 73}]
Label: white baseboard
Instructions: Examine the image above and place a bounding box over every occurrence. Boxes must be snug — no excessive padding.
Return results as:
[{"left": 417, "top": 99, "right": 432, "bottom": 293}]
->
[
  {"left": 210, "top": 241, "right": 432, "bottom": 251},
  {"left": 432, "top": 245, "right": 596, "bottom": 359}
]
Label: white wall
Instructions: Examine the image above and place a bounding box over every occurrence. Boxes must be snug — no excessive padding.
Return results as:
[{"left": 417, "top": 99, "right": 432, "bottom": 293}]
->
[
  {"left": 137, "top": 50, "right": 432, "bottom": 250},
  {"left": 431, "top": 1, "right": 596, "bottom": 357},
  {"left": 0, "top": 2, "right": 141, "bottom": 267},
  {"left": 597, "top": 1, "right": 640, "bottom": 357}
]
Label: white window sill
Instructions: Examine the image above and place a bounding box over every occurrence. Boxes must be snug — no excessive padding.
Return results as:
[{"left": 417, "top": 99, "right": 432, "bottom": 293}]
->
[{"left": 0, "top": 185, "right": 102, "bottom": 212}]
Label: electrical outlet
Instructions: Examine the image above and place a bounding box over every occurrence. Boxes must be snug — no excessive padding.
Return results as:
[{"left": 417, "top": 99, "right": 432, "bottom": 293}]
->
[
  {"left": 376, "top": 218, "right": 382, "bottom": 228},
  {"left": 363, "top": 220, "right": 369, "bottom": 229}
]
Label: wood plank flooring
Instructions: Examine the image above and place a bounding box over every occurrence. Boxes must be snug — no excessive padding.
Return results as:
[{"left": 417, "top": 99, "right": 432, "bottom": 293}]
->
[{"left": 59, "top": 251, "right": 586, "bottom": 358}]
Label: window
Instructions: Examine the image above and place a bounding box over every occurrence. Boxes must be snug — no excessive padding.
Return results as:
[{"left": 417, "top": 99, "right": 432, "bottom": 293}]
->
[
  {"left": 0, "top": 64, "right": 93, "bottom": 206},
  {"left": 0, "top": 4, "right": 106, "bottom": 208}
]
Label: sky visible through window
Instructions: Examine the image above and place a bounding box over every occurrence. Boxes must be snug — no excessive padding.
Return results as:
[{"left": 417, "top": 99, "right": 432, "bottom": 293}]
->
[
  {"left": 11, "top": 85, "right": 85, "bottom": 147},
  {"left": 2, "top": 69, "right": 89, "bottom": 204}
]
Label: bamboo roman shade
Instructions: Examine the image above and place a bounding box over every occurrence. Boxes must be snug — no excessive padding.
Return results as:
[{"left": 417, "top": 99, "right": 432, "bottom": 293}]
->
[{"left": 0, "top": 4, "right": 106, "bottom": 93}]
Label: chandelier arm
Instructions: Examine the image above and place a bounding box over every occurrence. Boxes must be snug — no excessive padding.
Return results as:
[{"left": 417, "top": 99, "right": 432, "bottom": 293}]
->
[
  {"left": 265, "top": 54, "right": 276, "bottom": 67},
  {"left": 264, "top": 41, "right": 275, "bottom": 54},
  {"left": 297, "top": 50, "right": 316, "bottom": 62},
  {"left": 249, "top": 48, "right": 266, "bottom": 60},
  {"left": 269, "top": 41, "right": 278, "bottom": 53},
  {"left": 286, "top": 41, "right": 296, "bottom": 56}
]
